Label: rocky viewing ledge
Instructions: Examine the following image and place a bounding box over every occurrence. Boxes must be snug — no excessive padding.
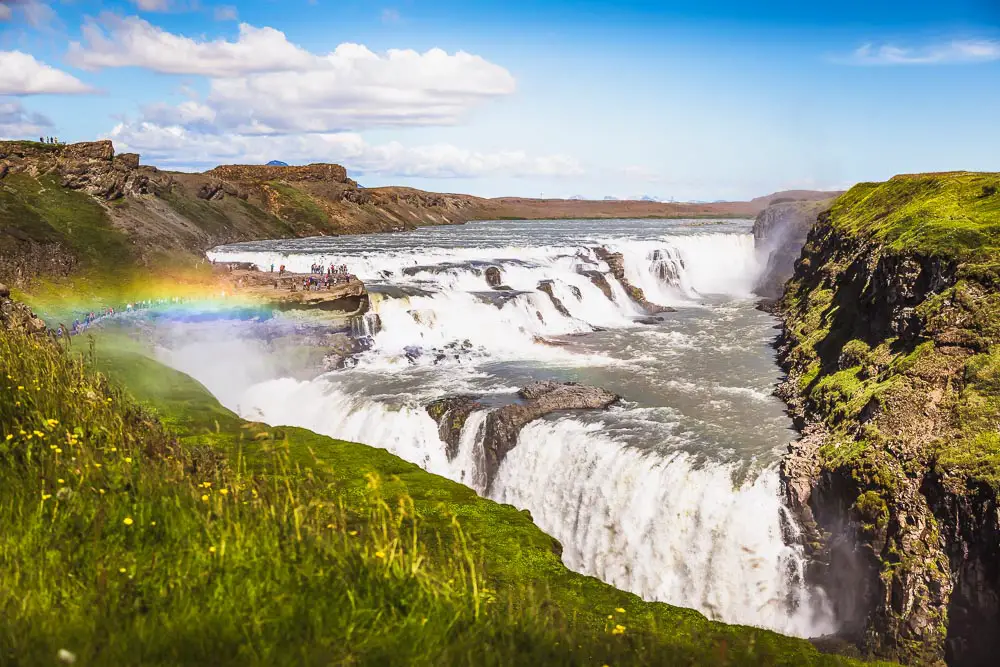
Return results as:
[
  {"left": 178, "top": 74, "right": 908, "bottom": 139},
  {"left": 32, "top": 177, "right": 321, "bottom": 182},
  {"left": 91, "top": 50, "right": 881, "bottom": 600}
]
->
[{"left": 772, "top": 172, "right": 1000, "bottom": 667}]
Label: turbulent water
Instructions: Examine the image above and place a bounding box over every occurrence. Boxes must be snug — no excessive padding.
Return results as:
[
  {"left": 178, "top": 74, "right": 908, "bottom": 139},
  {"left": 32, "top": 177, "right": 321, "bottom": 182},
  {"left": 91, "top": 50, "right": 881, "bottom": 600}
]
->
[{"left": 164, "top": 218, "right": 835, "bottom": 637}]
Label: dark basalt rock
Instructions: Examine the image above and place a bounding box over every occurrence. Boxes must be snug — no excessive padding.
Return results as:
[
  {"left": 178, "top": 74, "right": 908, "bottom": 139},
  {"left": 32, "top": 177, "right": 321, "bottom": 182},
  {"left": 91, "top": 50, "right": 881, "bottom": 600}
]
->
[
  {"left": 480, "top": 381, "right": 619, "bottom": 490},
  {"left": 485, "top": 266, "right": 503, "bottom": 288},
  {"left": 426, "top": 396, "right": 485, "bottom": 460},
  {"left": 593, "top": 247, "right": 669, "bottom": 314},
  {"left": 580, "top": 270, "right": 614, "bottom": 301},
  {"left": 537, "top": 280, "right": 572, "bottom": 317}
]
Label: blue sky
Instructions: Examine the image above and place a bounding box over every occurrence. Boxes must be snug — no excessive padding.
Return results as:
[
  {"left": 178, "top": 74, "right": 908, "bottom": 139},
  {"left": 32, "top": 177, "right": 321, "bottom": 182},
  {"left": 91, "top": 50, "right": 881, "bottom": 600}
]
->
[{"left": 1, "top": 0, "right": 998, "bottom": 200}]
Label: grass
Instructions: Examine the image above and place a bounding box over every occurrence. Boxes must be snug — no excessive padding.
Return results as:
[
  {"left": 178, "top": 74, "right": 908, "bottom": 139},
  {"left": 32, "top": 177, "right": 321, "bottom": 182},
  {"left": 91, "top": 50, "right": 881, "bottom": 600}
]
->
[
  {"left": 0, "top": 319, "right": 873, "bottom": 666},
  {"left": 265, "top": 182, "right": 333, "bottom": 235}
]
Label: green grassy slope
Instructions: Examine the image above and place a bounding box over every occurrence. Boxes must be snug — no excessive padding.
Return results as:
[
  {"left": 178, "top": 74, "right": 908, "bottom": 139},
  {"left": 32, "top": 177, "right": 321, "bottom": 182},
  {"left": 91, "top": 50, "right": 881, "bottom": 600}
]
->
[{"left": 0, "top": 317, "right": 875, "bottom": 665}]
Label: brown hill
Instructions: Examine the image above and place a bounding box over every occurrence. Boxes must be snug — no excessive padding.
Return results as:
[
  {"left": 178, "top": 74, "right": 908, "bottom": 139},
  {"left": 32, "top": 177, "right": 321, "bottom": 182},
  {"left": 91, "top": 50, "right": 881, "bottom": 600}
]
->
[{"left": 0, "top": 140, "right": 841, "bottom": 286}]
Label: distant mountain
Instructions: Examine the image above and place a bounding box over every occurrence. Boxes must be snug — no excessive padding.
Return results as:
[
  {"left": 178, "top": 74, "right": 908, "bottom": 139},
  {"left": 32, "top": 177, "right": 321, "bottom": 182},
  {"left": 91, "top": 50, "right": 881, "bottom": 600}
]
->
[
  {"left": 638, "top": 195, "right": 660, "bottom": 202},
  {"left": 265, "top": 160, "right": 289, "bottom": 167},
  {"left": 603, "top": 196, "right": 619, "bottom": 201},
  {"left": 568, "top": 194, "right": 586, "bottom": 200}
]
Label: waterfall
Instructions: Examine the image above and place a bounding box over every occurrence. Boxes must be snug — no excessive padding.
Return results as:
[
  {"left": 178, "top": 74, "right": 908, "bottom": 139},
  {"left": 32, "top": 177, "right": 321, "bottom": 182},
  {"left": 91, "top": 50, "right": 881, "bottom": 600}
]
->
[{"left": 163, "top": 222, "right": 837, "bottom": 637}]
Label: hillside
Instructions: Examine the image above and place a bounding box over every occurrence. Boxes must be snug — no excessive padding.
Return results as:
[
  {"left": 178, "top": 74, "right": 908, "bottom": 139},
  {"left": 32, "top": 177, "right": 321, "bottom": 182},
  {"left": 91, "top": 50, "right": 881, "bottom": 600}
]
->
[
  {"left": 1, "top": 139, "right": 838, "bottom": 287},
  {"left": 775, "top": 172, "right": 1000, "bottom": 666}
]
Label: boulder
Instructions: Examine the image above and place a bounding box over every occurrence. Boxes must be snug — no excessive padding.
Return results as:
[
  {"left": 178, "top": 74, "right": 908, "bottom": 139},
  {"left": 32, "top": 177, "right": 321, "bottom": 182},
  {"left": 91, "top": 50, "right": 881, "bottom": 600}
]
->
[
  {"left": 594, "top": 246, "right": 670, "bottom": 314},
  {"left": 485, "top": 266, "right": 503, "bottom": 288}
]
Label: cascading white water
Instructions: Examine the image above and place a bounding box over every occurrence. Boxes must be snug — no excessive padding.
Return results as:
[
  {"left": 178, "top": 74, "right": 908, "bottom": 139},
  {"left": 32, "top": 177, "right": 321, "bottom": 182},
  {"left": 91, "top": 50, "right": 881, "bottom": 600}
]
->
[{"left": 169, "top": 218, "right": 837, "bottom": 637}]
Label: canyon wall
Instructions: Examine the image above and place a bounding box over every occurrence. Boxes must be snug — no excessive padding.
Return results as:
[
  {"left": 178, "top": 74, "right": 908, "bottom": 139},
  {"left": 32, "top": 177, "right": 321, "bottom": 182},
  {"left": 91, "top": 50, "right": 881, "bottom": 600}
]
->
[{"left": 775, "top": 172, "right": 1000, "bottom": 666}]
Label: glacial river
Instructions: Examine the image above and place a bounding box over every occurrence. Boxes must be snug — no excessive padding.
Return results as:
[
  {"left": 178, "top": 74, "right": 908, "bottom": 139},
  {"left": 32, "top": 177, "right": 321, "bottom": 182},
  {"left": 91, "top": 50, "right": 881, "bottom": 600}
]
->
[{"left": 166, "top": 218, "right": 835, "bottom": 637}]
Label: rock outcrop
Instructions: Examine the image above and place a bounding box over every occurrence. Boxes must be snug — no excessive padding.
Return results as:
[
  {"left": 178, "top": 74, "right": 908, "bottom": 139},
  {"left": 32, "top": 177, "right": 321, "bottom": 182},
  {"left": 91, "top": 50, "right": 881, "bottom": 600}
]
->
[
  {"left": 482, "top": 382, "right": 619, "bottom": 488},
  {"left": 0, "top": 139, "right": 172, "bottom": 200},
  {"left": 594, "top": 247, "right": 668, "bottom": 314},
  {"left": 426, "top": 381, "right": 620, "bottom": 489},
  {"left": 0, "top": 284, "right": 46, "bottom": 333},
  {"left": 537, "top": 280, "right": 572, "bottom": 317},
  {"left": 775, "top": 172, "right": 1000, "bottom": 666},
  {"left": 426, "top": 396, "right": 485, "bottom": 460},
  {"left": 485, "top": 266, "right": 503, "bottom": 288}
]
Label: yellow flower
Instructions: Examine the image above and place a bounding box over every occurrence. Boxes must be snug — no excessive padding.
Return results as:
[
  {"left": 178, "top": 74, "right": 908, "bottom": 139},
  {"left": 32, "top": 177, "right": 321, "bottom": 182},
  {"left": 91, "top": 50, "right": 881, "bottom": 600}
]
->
[
  {"left": 58, "top": 479, "right": 65, "bottom": 484},
  {"left": 33, "top": 430, "right": 45, "bottom": 438},
  {"left": 98, "top": 488, "right": 106, "bottom": 495},
  {"left": 375, "top": 551, "right": 385, "bottom": 559},
  {"left": 151, "top": 521, "right": 156, "bottom": 526},
  {"left": 218, "top": 488, "right": 228, "bottom": 496},
  {"left": 123, "top": 517, "right": 134, "bottom": 526},
  {"left": 615, "top": 607, "right": 626, "bottom": 613},
  {"left": 119, "top": 567, "right": 126, "bottom": 573},
  {"left": 93, "top": 462, "right": 102, "bottom": 468},
  {"left": 54, "top": 448, "right": 62, "bottom": 454},
  {"left": 17, "top": 386, "right": 23, "bottom": 390},
  {"left": 41, "top": 493, "right": 52, "bottom": 500},
  {"left": 607, "top": 614, "right": 614, "bottom": 620},
  {"left": 348, "top": 530, "right": 358, "bottom": 536},
  {"left": 124, "top": 457, "right": 132, "bottom": 463},
  {"left": 209, "top": 546, "right": 216, "bottom": 554},
  {"left": 201, "top": 494, "right": 209, "bottom": 502},
  {"left": 201, "top": 481, "right": 211, "bottom": 488},
  {"left": 611, "top": 624, "right": 626, "bottom": 635},
  {"left": 4, "top": 434, "right": 11, "bottom": 441}
]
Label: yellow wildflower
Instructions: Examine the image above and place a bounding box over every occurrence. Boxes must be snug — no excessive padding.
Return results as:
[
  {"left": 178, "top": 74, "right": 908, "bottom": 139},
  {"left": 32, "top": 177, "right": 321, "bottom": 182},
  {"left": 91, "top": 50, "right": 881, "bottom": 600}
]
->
[
  {"left": 98, "top": 488, "right": 105, "bottom": 495},
  {"left": 124, "top": 457, "right": 132, "bottom": 463},
  {"left": 41, "top": 493, "right": 52, "bottom": 500},
  {"left": 218, "top": 488, "right": 228, "bottom": 496},
  {"left": 375, "top": 551, "right": 385, "bottom": 559},
  {"left": 54, "top": 448, "right": 62, "bottom": 454},
  {"left": 58, "top": 479, "right": 65, "bottom": 484},
  {"left": 209, "top": 546, "right": 216, "bottom": 554},
  {"left": 611, "top": 624, "right": 626, "bottom": 636},
  {"left": 123, "top": 517, "right": 134, "bottom": 526},
  {"left": 201, "top": 494, "right": 209, "bottom": 502},
  {"left": 151, "top": 521, "right": 156, "bottom": 526},
  {"left": 119, "top": 567, "right": 126, "bottom": 573},
  {"left": 93, "top": 462, "right": 102, "bottom": 468},
  {"left": 348, "top": 530, "right": 358, "bottom": 536},
  {"left": 615, "top": 607, "right": 626, "bottom": 613},
  {"left": 4, "top": 434, "right": 11, "bottom": 441}
]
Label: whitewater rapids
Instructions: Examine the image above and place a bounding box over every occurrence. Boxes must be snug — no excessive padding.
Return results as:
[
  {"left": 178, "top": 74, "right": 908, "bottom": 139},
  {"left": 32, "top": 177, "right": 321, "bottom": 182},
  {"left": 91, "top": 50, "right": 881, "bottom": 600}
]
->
[{"left": 163, "top": 218, "right": 836, "bottom": 637}]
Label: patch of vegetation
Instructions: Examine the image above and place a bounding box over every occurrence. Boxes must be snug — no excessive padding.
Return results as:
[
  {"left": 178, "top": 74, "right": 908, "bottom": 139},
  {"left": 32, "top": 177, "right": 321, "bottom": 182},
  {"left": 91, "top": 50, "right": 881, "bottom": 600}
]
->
[
  {"left": 0, "top": 174, "right": 133, "bottom": 271},
  {"left": 825, "top": 172, "right": 1000, "bottom": 275},
  {"left": 266, "top": 182, "right": 332, "bottom": 234},
  {"left": 0, "top": 322, "right": 871, "bottom": 666}
]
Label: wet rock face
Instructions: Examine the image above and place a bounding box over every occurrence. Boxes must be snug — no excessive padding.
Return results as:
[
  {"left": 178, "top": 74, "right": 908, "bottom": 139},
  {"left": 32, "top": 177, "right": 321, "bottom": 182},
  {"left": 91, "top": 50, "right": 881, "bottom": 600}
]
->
[
  {"left": 593, "top": 247, "right": 669, "bottom": 314},
  {"left": 580, "top": 270, "right": 613, "bottom": 301},
  {"left": 425, "top": 396, "right": 485, "bottom": 460},
  {"left": 485, "top": 266, "right": 503, "bottom": 288},
  {"left": 537, "top": 280, "right": 571, "bottom": 317},
  {"left": 753, "top": 199, "right": 830, "bottom": 299},
  {"left": 481, "top": 382, "right": 619, "bottom": 489}
]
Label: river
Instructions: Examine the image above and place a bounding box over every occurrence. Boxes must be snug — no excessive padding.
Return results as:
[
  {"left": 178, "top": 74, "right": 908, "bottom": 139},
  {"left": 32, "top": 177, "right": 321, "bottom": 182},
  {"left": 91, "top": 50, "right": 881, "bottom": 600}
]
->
[{"left": 163, "top": 218, "right": 835, "bottom": 637}]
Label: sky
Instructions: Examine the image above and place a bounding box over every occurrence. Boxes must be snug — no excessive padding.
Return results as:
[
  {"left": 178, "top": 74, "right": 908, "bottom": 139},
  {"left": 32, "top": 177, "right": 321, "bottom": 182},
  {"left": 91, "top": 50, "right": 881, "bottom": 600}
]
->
[{"left": 0, "top": 0, "right": 998, "bottom": 201}]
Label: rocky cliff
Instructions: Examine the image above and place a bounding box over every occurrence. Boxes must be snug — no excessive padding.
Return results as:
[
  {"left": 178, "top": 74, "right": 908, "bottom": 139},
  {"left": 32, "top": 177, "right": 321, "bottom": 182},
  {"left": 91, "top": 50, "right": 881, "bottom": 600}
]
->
[
  {"left": 775, "top": 172, "right": 1000, "bottom": 667},
  {"left": 753, "top": 198, "right": 835, "bottom": 299}
]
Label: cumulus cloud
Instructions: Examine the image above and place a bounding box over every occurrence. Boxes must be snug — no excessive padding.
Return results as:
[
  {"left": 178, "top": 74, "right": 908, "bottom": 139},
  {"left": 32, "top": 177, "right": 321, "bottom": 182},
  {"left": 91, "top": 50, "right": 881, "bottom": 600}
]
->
[
  {"left": 105, "top": 120, "right": 583, "bottom": 179},
  {"left": 130, "top": 0, "right": 170, "bottom": 10},
  {"left": 846, "top": 39, "right": 1000, "bottom": 65},
  {"left": 68, "top": 16, "right": 312, "bottom": 75},
  {"left": 68, "top": 15, "right": 516, "bottom": 132},
  {"left": 0, "top": 98, "right": 53, "bottom": 138},
  {"left": 0, "top": 51, "right": 95, "bottom": 95}
]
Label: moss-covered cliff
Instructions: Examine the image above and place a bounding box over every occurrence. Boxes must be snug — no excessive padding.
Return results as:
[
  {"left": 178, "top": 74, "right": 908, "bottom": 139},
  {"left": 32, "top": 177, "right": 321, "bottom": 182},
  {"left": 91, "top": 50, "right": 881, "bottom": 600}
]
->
[{"left": 776, "top": 172, "right": 1000, "bottom": 667}]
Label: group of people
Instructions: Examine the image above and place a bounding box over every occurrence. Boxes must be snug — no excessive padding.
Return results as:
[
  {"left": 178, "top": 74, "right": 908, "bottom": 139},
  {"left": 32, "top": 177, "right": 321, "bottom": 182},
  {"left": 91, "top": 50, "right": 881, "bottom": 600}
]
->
[
  {"left": 56, "top": 297, "right": 184, "bottom": 337},
  {"left": 309, "top": 263, "right": 350, "bottom": 277},
  {"left": 38, "top": 136, "right": 62, "bottom": 145}
]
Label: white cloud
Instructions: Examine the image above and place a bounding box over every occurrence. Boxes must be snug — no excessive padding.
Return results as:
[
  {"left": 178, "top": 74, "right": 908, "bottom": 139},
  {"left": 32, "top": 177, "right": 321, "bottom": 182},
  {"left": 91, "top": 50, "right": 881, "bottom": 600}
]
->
[
  {"left": 130, "top": 0, "right": 171, "bottom": 10},
  {"left": 69, "top": 16, "right": 516, "bottom": 131},
  {"left": 214, "top": 4, "right": 237, "bottom": 21},
  {"left": 105, "top": 121, "right": 583, "bottom": 179},
  {"left": 0, "top": 98, "right": 53, "bottom": 138},
  {"left": 0, "top": 51, "right": 95, "bottom": 95},
  {"left": 68, "top": 16, "right": 312, "bottom": 75},
  {"left": 847, "top": 39, "right": 1000, "bottom": 65},
  {"left": 381, "top": 8, "right": 400, "bottom": 23},
  {"left": 0, "top": 4, "right": 11, "bottom": 20}
]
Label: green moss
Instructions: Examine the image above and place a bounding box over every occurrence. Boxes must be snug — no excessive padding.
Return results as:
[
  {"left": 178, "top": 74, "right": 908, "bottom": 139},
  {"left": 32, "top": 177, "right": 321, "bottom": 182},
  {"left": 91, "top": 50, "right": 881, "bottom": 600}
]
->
[
  {"left": 267, "top": 182, "right": 332, "bottom": 233},
  {"left": 827, "top": 172, "right": 1000, "bottom": 271}
]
